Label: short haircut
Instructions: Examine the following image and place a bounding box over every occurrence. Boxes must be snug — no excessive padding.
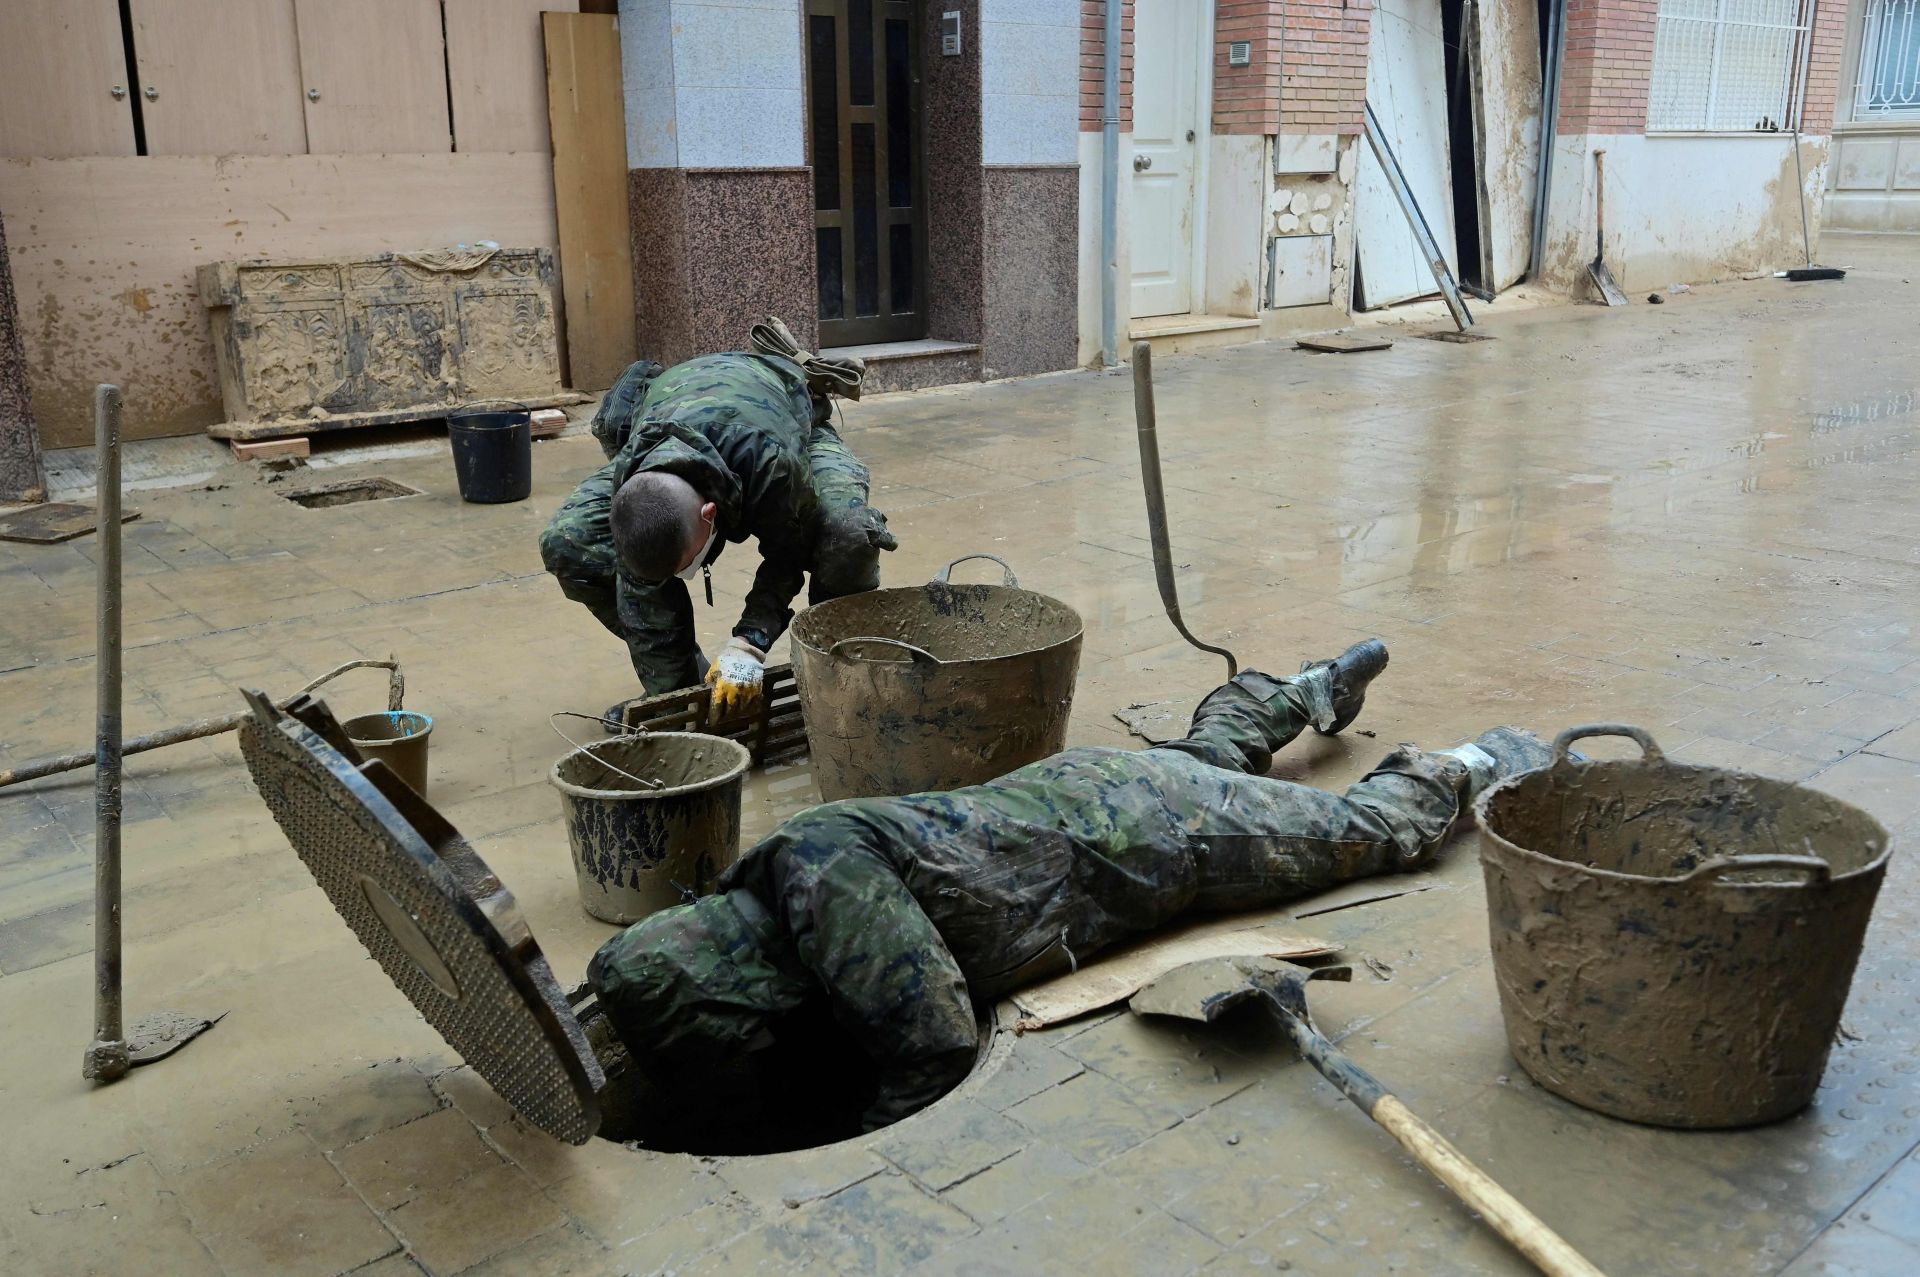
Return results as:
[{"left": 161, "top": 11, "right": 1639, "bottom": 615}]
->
[{"left": 611, "top": 471, "right": 704, "bottom": 581}]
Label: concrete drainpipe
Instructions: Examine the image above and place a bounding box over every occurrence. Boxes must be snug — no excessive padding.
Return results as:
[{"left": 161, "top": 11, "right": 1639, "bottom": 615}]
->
[{"left": 1101, "top": 0, "right": 1122, "bottom": 367}]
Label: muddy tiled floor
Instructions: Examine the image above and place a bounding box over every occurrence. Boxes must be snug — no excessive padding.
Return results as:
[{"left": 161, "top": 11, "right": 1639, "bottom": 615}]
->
[{"left": 3, "top": 238, "right": 1918, "bottom": 1275}]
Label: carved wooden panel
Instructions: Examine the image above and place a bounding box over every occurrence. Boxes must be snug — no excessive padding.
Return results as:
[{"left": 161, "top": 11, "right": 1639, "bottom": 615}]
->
[{"left": 198, "top": 248, "right": 570, "bottom": 438}]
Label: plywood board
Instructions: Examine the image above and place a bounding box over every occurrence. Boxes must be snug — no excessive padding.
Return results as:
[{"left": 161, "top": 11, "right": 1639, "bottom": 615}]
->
[
  {"left": 1009, "top": 912, "right": 1338, "bottom": 1030},
  {"left": 544, "top": 11, "right": 636, "bottom": 392},
  {"left": 1471, "top": 0, "right": 1544, "bottom": 292},
  {"left": 446, "top": 0, "right": 578, "bottom": 153},
  {"left": 0, "top": 153, "right": 560, "bottom": 447},
  {"left": 294, "top": 0, "right": 451, "bottom": 154},
  {"left": 0, "top": 503, "right": 140, "bottom": 545},
  {"left": 0, "top": 0, "right": 136, "bottom": 159},
  {"left": 131, "top": 0, "right": 308, "bottom": 155}
]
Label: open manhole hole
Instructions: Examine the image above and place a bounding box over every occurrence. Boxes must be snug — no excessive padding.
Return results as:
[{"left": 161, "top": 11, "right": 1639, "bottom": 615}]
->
[
  {"left": 281, "top": 477, "right": 423, "bottom": 508},
  {"left": 584, "top": 997, "right": 995, "bottom": 1155}
]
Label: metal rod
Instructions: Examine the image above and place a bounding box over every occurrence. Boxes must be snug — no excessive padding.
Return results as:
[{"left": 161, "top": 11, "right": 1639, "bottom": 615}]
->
[
  {"left": 1529, "top": 0, "right": 1568, "bottom": 282},
  {"left": 1363, "top": 103, "right": 1474, "bottom": 331},
  {"left": 84, "top": 384, "right": 129, "bottom": 1083},
  {"left": 1100, "top": 0, "right": 1123, "bottom": 367},
  {"left": 1131, "top": 342, "right": 1237, "bottom": 679},
  {"left": 2, "top": 658, "right": 404, "bottom": 790}
]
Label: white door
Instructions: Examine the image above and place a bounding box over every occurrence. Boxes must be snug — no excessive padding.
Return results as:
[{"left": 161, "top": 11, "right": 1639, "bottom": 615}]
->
[
  {"left": 1471, "top": 0, "right": 1543, "bottom": 291},
  {"left": 1129, "top": 0, "right": 1204, "bottom": 319},
  {"left": 1355, "top": 0, "right": 1457, "bottom": 308}
]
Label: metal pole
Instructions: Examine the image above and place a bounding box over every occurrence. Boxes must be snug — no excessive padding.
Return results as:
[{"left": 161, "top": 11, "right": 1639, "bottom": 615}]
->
[
  {"left": 1529, "top": 0, "right": 1568, "bottom": 282},
  {"left": 84, "top": 384, "right": 129, "bottom": 1083},
  {"left": 0, "top": 658, "right": 405, "bottom": 790},
  {"left": 1132, "top": 342, "right": 1237, "bottom": 679},
  {"left": 1100, "top": 0, "right": 1123, "bottom": 367},
  {"left": 1364, "top": 103, "right": 1474, "bottom": 331}
]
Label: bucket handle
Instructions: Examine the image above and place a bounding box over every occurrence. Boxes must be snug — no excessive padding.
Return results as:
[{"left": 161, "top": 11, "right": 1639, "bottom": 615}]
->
[
  {"left": 828, "top": 636, "right": 942, "bottom": 667},
  {"left": 547, "top": 712, "right": 664, "bottom": 791},
  {"left": 296, "top": 657, "right": 406, "bottom": 712},
  {"left": 1552, "top": 723, "right": 1664, "bottom": 764},
  {"left": 932, "top": 553, "right": 1019, "bottom": 589},
  {"left": 451, "top": 398, "right": 531, "bottom": 418},
  {"left": 1680, "top": 855, "right": 1832, "bottom": 886}
]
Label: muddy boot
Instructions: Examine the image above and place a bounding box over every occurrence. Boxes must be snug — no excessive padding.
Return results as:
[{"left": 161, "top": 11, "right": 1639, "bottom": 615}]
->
[
  {"left": 602, "top": 700, "right": 634, "bottom": 735},
  {"left": 1299, "top": 638, "right": 1390, "bottom": 735}
]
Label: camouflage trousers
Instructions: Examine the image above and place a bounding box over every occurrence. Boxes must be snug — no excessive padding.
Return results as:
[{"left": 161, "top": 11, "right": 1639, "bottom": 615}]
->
[
  {"left": 538, "top": 424, "right": 891, "bottom": 693},
  {"left": 592, "top": 668, "right": 1474, "bottom": 1127}
]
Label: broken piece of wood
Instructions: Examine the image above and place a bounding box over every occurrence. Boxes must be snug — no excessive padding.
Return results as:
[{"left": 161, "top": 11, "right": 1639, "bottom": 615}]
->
[{"left": 1297, "top": 333, "right": 1394, "bottom": 354}]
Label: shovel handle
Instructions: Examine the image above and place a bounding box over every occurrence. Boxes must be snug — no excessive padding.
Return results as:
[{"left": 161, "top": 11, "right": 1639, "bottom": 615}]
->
[{"left": 1263, "top": 998, "right": 1607, "bottom": 1277}]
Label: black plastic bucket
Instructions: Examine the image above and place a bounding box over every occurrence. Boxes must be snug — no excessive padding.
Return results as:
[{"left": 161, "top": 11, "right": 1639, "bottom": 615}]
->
[{"left": 448, "top": 407, "right": 532, "bottom": 504}]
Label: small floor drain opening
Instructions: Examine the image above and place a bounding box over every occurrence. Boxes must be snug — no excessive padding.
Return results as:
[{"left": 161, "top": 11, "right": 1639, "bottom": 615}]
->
[
  {"left": 585, "top": 1003, "right": 993, "bottom": 1155},
  {"left": 282, "top": 477, "right": 423, "bottom": 508}
]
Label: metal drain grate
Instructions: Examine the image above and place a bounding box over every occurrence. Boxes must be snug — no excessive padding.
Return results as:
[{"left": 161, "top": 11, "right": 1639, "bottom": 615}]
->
[{"left": 281, "top": 477, "right": 423, "bottom": 508}]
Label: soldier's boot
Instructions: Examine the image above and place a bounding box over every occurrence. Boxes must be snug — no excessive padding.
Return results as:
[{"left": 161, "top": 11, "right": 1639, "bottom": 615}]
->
[
  {"left": 1436, "top": 726, "right": 1578, "bottom": 799},
  {"left": 1299, "top": 638, "right": 1390, "bottom": 735}
]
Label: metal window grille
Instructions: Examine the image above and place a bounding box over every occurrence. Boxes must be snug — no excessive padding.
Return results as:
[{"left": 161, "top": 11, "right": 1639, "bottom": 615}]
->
[
  {"left": 1648, "top": 0, "right": 1813, "bottom": 131},
  {"left": 1855, "top": 0, "right": 1920, "bottom": 116}
]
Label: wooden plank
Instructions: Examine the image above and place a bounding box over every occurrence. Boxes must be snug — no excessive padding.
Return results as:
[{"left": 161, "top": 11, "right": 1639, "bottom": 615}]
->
[
  {"left": 0, "top": 0, "right": 135, "bottom": 158},
  {"left": 293, "top": 0, "right": 451, "bottom": 154},
  {"left": 0, "top": 152, "right": 561, "bottom": 447},
  {"left": 1470, "top": 0, "right": 1544, "bottom": 292},
  {"left": 130, "top": 0, "right": 308, "bottom": 155},
  {"left": 1296, "top": 333, "right": 1394, "bottom": 353},
  {"left": 543, "top": 12, "right": 636, "bottom": 393},
  {"left": 445, "top": 0, "right": 577, "bottom": 153},
  {"left": 1009, "top": 914, "right": 1338, "bottom": 1030}
]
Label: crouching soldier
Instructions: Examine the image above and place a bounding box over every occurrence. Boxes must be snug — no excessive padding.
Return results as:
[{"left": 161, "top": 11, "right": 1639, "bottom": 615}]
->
[
  {"left": 583, "top": 639, "right": 1563, "bottom": 1134},
  {"left": 539, "top": 318, "right": 894, "bottom": 719}
]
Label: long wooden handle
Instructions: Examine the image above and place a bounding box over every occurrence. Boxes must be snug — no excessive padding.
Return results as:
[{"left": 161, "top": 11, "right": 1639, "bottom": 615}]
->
[
  {"left": 1265, "top": 995, "right": 1606, "bottom": 1277},
  {"left": 1372, "top": 1094, "right": 1606, "bottom": 1277}
]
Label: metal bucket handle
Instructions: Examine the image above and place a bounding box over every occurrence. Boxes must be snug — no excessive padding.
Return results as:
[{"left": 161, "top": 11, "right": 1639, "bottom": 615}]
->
[
  {"left": 828, "top": 636, "right": 942, "bottom": 667},
  {"left": 298, "top": 657, "right": 406, "bottom": 712},
  {"left": 1680, "top": 855, "right": 1832, "bottom": 886},
  {"left": 1552, "top": 723, "right": 1665, "bottom": 764},
  {"left": 932, "top": 553, "right": 1019, "bottom": 588}
]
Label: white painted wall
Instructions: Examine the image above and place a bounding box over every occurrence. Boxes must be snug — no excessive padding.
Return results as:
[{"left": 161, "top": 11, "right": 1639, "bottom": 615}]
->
[
  {"left": 1827, "top": 127, "right": 1920, "bottom": 231},
  {"left": 980, "top": 0, "right": 1080, "bottom": 166},
  {"left": 1539, "top": 133, "right": 1828, "bottom": 293},
  {"left": 620, "top": 0, "right": 803, "bottom": 170}
]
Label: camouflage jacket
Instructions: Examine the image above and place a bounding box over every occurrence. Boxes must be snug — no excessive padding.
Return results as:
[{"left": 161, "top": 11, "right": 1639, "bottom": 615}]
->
[
  {"left": 587, "top": 673, "right": 1470, "bottom": 1129},
  {"left": 600, "top": 353, "right": 823, "bottom": 647}
]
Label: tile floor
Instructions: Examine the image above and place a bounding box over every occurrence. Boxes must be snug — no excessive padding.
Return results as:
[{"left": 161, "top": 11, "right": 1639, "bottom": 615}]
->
[{"left": 2, "top": 238, "right": 1917, "bottom": 1275}]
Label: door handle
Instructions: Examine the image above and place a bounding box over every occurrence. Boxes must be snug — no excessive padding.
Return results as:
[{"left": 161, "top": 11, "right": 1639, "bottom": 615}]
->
[{"left": 1133, "top": 155, "right": 1152, "bottom": 172}]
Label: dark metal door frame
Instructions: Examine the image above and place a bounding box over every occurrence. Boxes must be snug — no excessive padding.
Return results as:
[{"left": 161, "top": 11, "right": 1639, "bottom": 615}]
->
[{"left": 806, "top": 0, "right": 928, "bottom": 347}]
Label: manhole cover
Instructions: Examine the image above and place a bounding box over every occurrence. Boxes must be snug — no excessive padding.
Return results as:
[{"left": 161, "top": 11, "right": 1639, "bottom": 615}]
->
[{"left": 282, "top": 477, "right": 423, "bottom": 508}]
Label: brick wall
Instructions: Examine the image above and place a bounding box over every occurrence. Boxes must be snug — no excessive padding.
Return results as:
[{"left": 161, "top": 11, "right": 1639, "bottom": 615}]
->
[
  {"left": 1800, "top": 0, "right": 1851, "bottom": 133},
  {"left": 1275, "top": 0, "right": 1371, "bottom": 135},
  {"left": 1557, "top": 0, "right": 1658, "bottom": 134},
  {"left": 1213, "top": 2, "right": 1284, "bottom": 134},
  {"left": 1079, "top": 1, "right": 1133, "bottom": 132}
]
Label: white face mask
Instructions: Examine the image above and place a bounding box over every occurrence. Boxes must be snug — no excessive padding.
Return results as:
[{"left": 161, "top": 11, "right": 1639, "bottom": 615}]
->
[{"left": 674, "top": 514, "right": 717, "bottom": 581}]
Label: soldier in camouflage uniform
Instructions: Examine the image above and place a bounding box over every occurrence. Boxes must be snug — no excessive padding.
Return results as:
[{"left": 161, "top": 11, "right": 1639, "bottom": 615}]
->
[
  {"left": 538, "top": 334, "right": 894, "bottom": 701},
  {"left": 587, "top": 638, "right": 1559, "bottom": 1132}
]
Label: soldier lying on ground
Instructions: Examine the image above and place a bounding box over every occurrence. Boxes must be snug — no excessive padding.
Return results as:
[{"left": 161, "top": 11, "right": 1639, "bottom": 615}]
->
[
  {"left": 585, "top": 638, "right": 1561, "bottom": 1138},
  {"left": 539, "top": 318, "right": 894, "bottom": 721}
]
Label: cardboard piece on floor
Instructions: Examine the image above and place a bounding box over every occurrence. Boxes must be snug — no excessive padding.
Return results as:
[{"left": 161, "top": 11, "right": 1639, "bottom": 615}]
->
[
  {"left": 0, "top": 502, "right": 140, "bottom": 544},
  {"left": 1297, "top": 333, "right": 1394, "bottom": 353},
  {"left": 1010, "top": 914, "right": 1338, "bottom": 1030}
]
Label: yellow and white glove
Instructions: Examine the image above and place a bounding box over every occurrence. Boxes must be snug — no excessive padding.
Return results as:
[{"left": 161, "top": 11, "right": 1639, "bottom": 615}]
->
[{"left": 705, "top": 637, "right": 767, "bottom": 721}]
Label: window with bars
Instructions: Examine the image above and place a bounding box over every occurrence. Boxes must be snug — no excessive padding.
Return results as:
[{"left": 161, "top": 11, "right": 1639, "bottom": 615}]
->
[
  {"left": 1855, "top": 0, "right": 1920, "bottom": 117},
  {"left": 1648, "top": 0, "right": 1812, "bottom": 132}
]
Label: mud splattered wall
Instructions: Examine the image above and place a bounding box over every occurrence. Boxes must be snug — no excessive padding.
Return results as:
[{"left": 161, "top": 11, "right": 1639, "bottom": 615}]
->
[{"left": 0, "top": 0, "right": 578, "bottom": 450}]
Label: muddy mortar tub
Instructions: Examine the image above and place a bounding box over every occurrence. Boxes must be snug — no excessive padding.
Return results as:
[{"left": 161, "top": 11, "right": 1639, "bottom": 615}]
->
[
  {"left": 551, "top": 732, "right": 751, "bottom": 924},
  {"left": 1475, "top": 724, "right": 1892, "bottom": 1128},
  {"left": 790, "top": 554, "right": 1083, "bottom": 801}
]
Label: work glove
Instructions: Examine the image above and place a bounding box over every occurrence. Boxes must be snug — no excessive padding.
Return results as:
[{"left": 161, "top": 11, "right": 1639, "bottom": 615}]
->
[{"left": 705, "top": 637, "right": 767, "bottom": 721}]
